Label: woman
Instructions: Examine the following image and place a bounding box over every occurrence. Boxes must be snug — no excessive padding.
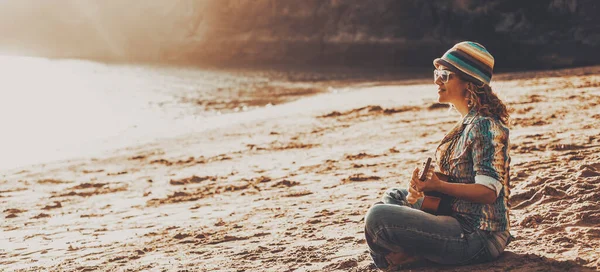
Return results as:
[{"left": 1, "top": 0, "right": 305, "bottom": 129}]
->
[{"left": 364, "top": 41, "right": 512, "bottom": 270}]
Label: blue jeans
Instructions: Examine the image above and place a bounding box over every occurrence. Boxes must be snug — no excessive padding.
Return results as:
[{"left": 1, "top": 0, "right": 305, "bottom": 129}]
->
[{"left": 364, "top": 188, "right": 509, "bottom": 269}]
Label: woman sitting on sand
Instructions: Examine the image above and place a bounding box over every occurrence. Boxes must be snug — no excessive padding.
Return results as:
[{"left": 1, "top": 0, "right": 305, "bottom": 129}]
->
[{"left": 364, "top": 41, "right": 512, "bottom": 270}]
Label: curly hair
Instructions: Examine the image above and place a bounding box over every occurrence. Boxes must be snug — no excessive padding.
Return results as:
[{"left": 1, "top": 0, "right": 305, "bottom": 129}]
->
[{"left": 465, "top": 82, "right": 510, "bottom": 126}]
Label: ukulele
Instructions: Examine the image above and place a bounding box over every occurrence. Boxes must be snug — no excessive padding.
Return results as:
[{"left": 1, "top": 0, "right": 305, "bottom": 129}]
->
[{"left": 418, "top": 157, "right": 453, "bottom": 215}]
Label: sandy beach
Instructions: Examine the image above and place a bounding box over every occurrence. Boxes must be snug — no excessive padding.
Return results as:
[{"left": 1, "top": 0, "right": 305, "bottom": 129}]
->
[{"left": 2, "top": 65, "right": 600, "bottom": 271}]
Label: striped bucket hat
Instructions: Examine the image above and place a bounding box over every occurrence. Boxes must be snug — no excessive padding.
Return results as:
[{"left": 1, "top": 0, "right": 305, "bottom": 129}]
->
[{"left": 433, "top": 41, "right": 494, "bottom": 86}]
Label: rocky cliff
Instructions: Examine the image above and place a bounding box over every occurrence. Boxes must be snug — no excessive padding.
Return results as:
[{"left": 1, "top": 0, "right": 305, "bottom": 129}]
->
[
  {"left": 187, "top": 0, "right": 600, "bottom": 70},
  {"left": 1, "top": 0, "right": 599, "bottom": 70}
]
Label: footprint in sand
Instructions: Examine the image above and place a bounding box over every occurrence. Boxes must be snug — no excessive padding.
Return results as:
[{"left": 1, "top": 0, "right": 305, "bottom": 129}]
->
[
  {"left": 342, "top": 173, "right": 381, "bottom": 183},
  {"left": 42, "top": 201, "right": 62, "bottom": 210},
  {"left": 53, "top": 182, "right": 128, "bottom": 198},
  {"left": 169, "top": 175, "right": 214, "bottom": 185},
  {"left": 319, "top": 105, "right": 418, "bottom": 119},
  {"left": 324, "top": 259, "right": 359, "bottom": 270},
  {"left": 37, "top": 179, "right": 71, "bottom": 184},
  {"left": 512, "top": 185, "right": 567, "bottom": 209},
  {"left": 284, "top": 190, "right": 313, "bottom": 197},
  {"left": 31, "top": 213, "right": 50, "bottom": 219},
  {"left": 3, "top": 208, "right": 26, "bottom": 219},
  {"left": 519, "top": 214, "right": 543, "bottom": 227},
  {"left": 345, "top": 153, "right": 379, "bottom": 160},
  {"left": 579, "top": 168, "right": 600, "bottom": 178},
  {"left": 271, "top": 179, "right": 300, "bottom": 188}
]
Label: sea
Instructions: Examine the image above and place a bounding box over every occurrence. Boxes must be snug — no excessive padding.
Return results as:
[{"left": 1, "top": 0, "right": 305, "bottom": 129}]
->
[{"left": 0, "top": 55, "right": 423, "bottom": 171}]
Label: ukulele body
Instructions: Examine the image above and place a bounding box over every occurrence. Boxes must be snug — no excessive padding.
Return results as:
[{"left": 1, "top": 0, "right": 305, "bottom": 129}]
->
[
  {"left": 422, "top": 172, "right": 453, "bottom": 215},
  {"left": 418, "top": 158, "right": 454, "bottom": 216}
]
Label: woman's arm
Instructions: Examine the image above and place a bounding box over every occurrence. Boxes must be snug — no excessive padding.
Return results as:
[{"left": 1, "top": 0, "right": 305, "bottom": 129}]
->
[
  {"left": 410, "top": 167, "right": 497, "bottom": 204},
  {"left": 435, "top": 179, "right": 497, "bottom": 204}
]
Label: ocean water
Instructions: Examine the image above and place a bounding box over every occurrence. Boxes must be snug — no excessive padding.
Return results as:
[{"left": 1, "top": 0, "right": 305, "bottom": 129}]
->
[
  {"left": 0, "top": 56, "right": 428, "bottom": 171},
  {"left": 0, "top": 56, "right": 333, "bottom": 171}
]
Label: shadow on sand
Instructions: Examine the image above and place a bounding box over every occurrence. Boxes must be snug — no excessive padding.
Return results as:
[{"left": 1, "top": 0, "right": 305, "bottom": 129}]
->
[
  {"left": 433, "top": 251, "right": 594, "bottom": 272},
  {"left": 358, "top": 251, "right": 596, "bottom": 272}
]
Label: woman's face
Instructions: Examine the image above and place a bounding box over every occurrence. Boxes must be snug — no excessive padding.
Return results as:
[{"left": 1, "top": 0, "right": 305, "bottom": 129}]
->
[{"left": 434, "top": 65, "right": 468, "bottom": 106}]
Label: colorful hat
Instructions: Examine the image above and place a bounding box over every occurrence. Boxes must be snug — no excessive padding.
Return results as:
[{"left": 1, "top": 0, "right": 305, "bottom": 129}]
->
[{"left": 433, "top": 41, "right": 494, "bottom": 86}]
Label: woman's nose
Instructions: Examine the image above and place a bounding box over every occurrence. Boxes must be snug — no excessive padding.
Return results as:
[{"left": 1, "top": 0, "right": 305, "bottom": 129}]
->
[{"left": 434, "top": 76, "right": 443, "bottom": 85}]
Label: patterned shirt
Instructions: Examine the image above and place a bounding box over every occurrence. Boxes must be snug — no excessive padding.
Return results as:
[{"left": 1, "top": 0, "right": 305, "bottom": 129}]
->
[{"left": 435, "top": 109, "right": 511, "bottom": 232}]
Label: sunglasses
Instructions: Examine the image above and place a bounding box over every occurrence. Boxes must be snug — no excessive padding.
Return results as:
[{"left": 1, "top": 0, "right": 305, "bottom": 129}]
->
[{"left": 434, "top": 70, "right": 454, "bottom": 83}]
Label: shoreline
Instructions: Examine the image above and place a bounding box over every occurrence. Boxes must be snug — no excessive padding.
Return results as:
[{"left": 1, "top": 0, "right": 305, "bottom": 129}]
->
[
  {"left": 0, "top": 55, "right": 434, "bottom": 173},
  {"left": 4, "top": 61, "right": 597, "bottom": 174}
]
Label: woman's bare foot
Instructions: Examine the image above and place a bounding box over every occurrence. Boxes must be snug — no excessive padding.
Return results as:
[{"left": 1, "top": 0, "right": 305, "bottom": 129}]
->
[{"left": 384, "top": 251, "right": 422, "bottom": 270}]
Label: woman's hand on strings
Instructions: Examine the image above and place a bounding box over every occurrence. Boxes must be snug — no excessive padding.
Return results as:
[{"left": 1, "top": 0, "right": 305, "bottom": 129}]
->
[
  {"left": 407, "top": 167, "right": 424, "bottom": 201},
  {"left": 410, "top": 164, "right": 443, "bottom": 193}
]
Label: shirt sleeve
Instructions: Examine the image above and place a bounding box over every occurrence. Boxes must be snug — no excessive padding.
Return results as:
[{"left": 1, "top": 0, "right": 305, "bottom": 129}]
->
[
  {"left": 469, "top": 118, "right": 509, "bottom": 197},
  {"left": 475, "top": 174, "right": 503, "bottom": 197}
]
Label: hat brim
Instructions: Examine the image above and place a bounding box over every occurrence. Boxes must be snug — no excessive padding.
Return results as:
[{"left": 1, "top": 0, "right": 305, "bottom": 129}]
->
[{"left": 433, "top": 58, "right": 485, "bottom": 86}]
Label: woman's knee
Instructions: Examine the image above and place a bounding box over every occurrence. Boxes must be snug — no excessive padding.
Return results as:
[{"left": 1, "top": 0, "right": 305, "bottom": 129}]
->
[
  {"left": 365, "top": 204, "right": 412, "bottom": 235},
  {"left": 365, "top": 205, "right": 388, "bottom": 235}
]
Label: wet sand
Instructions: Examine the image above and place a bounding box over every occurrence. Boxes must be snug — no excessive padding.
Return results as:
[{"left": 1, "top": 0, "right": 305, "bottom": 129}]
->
[{"left": 2, "top": 66, "right": 600, "bottom": 271}]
